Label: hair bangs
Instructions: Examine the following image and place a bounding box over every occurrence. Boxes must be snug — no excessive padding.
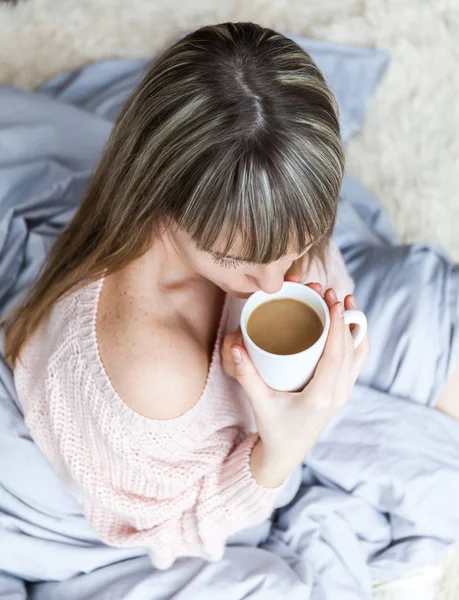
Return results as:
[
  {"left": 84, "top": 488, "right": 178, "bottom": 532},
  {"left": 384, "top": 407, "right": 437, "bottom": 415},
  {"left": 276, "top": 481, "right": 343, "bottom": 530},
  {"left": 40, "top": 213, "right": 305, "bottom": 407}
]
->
[{"left": 180, "top": 149, "right": 332, "bottom": 264}]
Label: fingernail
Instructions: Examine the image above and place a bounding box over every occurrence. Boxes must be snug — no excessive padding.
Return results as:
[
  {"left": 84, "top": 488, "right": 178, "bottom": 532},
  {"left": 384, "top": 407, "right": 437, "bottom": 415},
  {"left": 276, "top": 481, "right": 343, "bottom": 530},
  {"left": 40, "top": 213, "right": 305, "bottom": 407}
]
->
[
  {"left": 329, "top": 289, "right": 338, "bottom": 303},
  {"left": 337, "top": 302, "right": 344, "bottom": 318},
  {"left": 349, "top": 295, "right": 358, "bottom": 309},
  {"left": 231, "top": 348, "right": 242, "bottom": 364}
]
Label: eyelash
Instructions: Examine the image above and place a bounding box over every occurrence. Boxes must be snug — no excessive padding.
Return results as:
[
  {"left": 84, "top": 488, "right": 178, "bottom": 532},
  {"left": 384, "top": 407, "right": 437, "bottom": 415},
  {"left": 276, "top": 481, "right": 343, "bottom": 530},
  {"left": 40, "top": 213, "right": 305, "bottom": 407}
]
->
[
  {"left": 213, "top": 257, "right": 245, "bottom": 269},
  {"left": 212, "top": 250, "right": 310, "bottom": 269}
]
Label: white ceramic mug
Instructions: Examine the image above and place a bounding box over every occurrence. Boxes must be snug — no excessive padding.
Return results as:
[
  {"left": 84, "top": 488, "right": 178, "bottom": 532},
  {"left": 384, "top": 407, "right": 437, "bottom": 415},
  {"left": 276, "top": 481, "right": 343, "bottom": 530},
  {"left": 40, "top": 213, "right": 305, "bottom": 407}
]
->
[{"left": 240, "top": 282, "right": 368, "bottom": 392}]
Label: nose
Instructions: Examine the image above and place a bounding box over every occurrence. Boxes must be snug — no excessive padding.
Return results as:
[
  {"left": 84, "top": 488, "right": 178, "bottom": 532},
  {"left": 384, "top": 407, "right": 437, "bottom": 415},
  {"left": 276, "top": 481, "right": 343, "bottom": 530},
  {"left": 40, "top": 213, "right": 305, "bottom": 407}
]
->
[{"left": 248, "top": 271, "right": 284, "bottom": 295}]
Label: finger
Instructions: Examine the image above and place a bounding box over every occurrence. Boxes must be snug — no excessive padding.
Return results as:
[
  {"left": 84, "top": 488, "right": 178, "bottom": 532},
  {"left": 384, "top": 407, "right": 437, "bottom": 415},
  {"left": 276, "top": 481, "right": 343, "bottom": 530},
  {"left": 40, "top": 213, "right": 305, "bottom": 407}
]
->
[
  {"left": 324, "top": 288, "right": 338, "bottom": 311},
  {"left": 343, "top": 293, "right": 367, "bottom": 344},
  {"left": 231, "top": 344, "right": 272, "bottom": 410},
  {"left": 222, "top": 332, "right": 241, "bottom": 357},
  {"left": 344, "top": 295, "right": 358, "bottom": 333},
  {"left": 230, "top": 326, "right": 244, "bottom": 347},
  {"left": 344, "top": 294, "right": 358, "bottom": 311},
  {"left": 341, "top": 294, "right": 359, "bottom": 361},
  {"left": 284, "top": 274, "right": 301, "bottom": 283},
  {"left": 222, "top": 330, "right": 245, "bottom": 379},
  {"left": 222, "top": 331, "right": 243, "bottom": 375},
  {"left": 342, "top": 297, "right": 356, "bottom": 346},
  {"left": 223, "top": 326, "right": 244, "bottom": 346},
  {"left": 306, "top": 282, "right": 324, "bottom": 296},
  {"left": 308, "top": 301, "right": 345, "bottom": 395}
]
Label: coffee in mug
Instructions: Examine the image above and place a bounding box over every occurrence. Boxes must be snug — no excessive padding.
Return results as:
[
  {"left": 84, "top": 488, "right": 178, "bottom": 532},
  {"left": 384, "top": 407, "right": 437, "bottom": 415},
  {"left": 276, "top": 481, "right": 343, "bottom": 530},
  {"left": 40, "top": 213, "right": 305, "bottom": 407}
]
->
[
  {"left": 247, "top": 298, "right": 323, "bottom": 355},
  {"left": 240, "top": 282, "right": 368, "bottom": 392}
]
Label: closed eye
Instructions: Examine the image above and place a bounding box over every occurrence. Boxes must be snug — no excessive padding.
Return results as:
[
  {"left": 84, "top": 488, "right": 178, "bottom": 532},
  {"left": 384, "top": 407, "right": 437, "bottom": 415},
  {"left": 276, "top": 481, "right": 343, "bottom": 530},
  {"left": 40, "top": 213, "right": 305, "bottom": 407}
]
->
[{"left": 212, "top": 256, "right": 246, "bottom": 269}]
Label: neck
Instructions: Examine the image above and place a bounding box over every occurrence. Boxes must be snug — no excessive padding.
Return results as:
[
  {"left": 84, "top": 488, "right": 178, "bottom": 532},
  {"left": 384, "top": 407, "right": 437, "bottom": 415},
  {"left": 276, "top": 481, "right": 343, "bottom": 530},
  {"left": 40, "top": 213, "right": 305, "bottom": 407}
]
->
[{"left": 123, "top": 229, "right": 206, "bottom": 295}]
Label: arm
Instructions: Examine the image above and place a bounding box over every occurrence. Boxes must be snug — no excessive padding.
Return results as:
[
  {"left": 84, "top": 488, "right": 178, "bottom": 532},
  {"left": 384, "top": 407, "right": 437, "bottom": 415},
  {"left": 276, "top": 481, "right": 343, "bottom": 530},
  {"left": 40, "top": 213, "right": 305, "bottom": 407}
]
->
[{"left": 75, "top": 430, "right": 283, "bottom": 570}]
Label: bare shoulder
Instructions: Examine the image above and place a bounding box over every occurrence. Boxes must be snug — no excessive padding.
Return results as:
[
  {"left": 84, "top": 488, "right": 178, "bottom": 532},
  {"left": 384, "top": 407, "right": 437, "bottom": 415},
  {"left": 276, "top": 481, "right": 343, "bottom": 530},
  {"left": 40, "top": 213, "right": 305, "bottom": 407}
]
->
[{"left": 96, "top": 285, "right": 209, "bottom": 421}]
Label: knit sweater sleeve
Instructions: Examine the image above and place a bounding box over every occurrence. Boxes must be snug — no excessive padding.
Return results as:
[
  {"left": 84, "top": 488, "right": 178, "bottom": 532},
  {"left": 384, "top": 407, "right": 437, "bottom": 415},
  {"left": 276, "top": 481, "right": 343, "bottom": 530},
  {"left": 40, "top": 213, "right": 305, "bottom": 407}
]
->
[{"left": 69, "top": 430, "right": 282, "bottom": 570}]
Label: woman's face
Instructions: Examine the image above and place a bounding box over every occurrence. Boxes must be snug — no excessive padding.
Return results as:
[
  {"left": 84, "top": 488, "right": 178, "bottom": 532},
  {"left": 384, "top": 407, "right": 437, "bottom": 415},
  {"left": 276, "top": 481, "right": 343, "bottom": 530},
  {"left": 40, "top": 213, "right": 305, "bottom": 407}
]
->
[{"left": 171, "top": 228, "right": 308, "bottom": 299}]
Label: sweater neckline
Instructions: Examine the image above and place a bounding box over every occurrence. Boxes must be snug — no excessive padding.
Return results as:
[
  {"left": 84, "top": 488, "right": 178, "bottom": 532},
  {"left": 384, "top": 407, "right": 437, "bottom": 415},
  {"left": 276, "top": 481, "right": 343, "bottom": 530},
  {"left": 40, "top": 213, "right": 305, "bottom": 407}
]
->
[{"left": 77, "top": 275, "right": 230, "bottom": 433}]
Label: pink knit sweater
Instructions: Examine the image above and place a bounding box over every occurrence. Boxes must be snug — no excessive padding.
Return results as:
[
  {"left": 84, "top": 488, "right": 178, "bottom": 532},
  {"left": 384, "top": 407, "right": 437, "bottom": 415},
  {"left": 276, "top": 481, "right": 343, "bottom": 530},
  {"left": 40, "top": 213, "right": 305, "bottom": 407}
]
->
[{"left": 14, "top": 241, "right": 353, "bottom": 570}]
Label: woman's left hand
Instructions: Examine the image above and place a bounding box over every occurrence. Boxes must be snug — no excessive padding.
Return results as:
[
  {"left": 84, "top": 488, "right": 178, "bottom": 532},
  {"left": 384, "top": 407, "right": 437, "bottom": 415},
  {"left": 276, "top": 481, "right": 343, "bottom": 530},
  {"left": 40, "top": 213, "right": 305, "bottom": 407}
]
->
[{"left": 222, "top": 274, "right": 305, "bottom": 380}]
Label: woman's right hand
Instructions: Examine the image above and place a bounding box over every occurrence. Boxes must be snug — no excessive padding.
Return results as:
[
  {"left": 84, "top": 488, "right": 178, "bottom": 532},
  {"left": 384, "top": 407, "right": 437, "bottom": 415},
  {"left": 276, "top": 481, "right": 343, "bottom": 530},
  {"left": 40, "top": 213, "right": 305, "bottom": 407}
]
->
[{"left": 230, "top": 287, "right": 370, "bottom": 488}]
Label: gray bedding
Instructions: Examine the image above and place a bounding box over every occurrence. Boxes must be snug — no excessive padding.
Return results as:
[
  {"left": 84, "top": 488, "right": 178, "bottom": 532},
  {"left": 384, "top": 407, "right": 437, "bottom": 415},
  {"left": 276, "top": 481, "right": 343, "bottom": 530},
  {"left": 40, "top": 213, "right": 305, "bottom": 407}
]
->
[{"left": 1, "top": 38, "right": 459, "bottom": 600}]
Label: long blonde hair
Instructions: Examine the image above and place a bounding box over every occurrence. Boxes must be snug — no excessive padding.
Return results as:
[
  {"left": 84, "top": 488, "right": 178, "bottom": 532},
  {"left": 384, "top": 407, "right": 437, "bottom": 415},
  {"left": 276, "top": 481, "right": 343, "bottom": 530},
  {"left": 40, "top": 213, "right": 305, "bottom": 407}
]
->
[{"left": 4, "top": 21, "right": 344, "bottom": 366}]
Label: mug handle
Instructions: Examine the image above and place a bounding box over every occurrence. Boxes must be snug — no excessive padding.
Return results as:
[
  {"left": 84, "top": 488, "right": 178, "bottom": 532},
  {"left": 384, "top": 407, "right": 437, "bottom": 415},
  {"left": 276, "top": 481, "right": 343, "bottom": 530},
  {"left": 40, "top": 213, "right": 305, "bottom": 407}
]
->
[{"left": 343, "top": 309, "right": 368, "bottom": 348}]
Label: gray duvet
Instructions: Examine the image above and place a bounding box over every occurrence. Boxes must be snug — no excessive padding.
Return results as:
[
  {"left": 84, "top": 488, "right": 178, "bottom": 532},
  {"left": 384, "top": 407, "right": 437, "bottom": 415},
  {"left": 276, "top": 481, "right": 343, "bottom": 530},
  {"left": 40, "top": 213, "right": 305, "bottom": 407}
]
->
[{"left": 1, "top": 38, "right": 459, "bottom": 600}]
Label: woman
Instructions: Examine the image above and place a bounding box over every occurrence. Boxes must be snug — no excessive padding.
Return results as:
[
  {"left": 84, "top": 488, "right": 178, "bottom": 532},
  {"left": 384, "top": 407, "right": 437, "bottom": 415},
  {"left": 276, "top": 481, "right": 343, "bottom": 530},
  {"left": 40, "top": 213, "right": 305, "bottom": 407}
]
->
[{"left": 3, "top": 21, "right": 457, "bottom": 572}]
